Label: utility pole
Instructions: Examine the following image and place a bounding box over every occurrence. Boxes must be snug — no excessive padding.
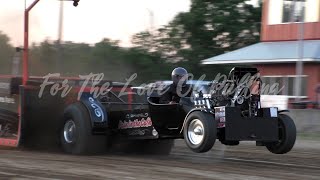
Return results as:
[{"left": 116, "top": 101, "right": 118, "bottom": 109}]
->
[
  {"left": 147, "top": 8, "right": 155, "bottom": 33},
  {"left": 295, "top": 1, "right": 305, "bottom": 100},
  {"left": 12, "top": 50, "right": 22, "bottom": 76},
  {"left": 57, "top": 0, "right": 64, "bottom": 74},
  {"left": 146, "top": 8, "right": 155, "bottom": 52}
]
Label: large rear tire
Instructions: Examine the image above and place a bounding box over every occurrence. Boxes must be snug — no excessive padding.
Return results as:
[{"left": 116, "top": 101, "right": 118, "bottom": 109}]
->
[
  {"left": 183, "top": 111, "right": 217, "bottom": 153},
  {"left": 266, "top": 114, "right": 296, "bottom": 154},
  {"left": 60, "top": 102, "right": 108, "bottom": 155}
]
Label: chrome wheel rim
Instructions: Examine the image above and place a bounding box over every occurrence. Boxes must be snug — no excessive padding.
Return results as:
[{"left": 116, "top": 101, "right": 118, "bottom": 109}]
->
[
  {"left": 64, "top": 120, "right": 76, "bottom": 144},
  {"left": 187, "top": 119, "right": 204, "bottom": 146}
]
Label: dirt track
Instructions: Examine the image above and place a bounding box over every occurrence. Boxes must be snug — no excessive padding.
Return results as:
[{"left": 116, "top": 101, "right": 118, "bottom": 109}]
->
[{"left": 0, "top": 139, "right": 319, "bottom": 180}]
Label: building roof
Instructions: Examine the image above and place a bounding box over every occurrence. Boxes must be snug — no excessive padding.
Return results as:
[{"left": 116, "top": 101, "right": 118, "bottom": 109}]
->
[{"left": 202, "top": 40, "right": 320, "bottom": 65}]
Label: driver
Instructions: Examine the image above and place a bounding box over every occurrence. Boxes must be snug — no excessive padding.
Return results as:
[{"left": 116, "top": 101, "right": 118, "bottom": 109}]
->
[{"left": 159, "top": 67, "right": 192, "bottom": 104}]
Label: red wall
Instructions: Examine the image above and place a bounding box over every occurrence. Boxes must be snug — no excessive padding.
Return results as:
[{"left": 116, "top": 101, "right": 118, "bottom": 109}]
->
[
  {"left": 255, "top": 63, "right": 320, "bottom": 101},
  {"left": 262, "top": 23, "right": 320, "bottom": 41},
  {"left": 261, "top": 0, "right": 320, "bottom": 42}
]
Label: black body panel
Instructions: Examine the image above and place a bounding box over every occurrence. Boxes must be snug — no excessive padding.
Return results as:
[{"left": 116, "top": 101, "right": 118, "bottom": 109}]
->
[
  {"left": 147, "top": 96, "right": 192, "bottom": 137},
  {"left": 0, "top": 76, "right": 20, "bottom": 145},
  {"left": 224, "top": 107, "right": 278, "bottom": 141},
  {"left": 21, "top": 85, "right": 66, "bottom": 148}
]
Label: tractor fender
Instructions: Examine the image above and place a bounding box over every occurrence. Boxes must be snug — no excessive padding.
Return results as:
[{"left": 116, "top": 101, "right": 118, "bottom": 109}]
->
[
  {"left": 79, "top": 93, "right": 108, "bottom": 129},
  {"left": 179, "top": 108, "right": 213, "bottom": 134}
]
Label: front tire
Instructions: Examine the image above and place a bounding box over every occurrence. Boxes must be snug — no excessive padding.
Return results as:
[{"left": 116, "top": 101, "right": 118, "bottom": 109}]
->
[
  {"left": 266, "top": 114, "right": 296, "bottom": 154},
  {"left": 60, "top": 102, "right": 108, "bottom": 155},
  {"left": 183, "top": 111, "right": 217, "bottom": 153}
]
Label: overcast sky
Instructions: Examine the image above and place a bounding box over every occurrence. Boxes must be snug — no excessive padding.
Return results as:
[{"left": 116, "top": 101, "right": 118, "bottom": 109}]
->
[{"left": 0, "top": 0, "right": 257, "bottom": 47}]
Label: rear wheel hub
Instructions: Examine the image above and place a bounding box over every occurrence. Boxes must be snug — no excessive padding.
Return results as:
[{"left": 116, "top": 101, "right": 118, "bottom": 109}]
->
[{"left": 64, "top": 120, "right": 77, "bottom": 144}]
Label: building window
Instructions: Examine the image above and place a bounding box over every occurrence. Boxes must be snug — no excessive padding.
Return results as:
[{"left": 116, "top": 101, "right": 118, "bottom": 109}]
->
[
  {"left": 261, "top": 75, "right": 308, "bottom": 97},
  {"left": 268, "top": 0, "right": 319, "bottom": 24},
  {"left": 282, "top": 0, "right": 306, "bottom": 23}
]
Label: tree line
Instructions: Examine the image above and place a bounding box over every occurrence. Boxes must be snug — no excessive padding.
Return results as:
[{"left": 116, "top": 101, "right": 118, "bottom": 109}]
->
[{"left": 0, "top": 0, "right": 261, "bottom": 85}]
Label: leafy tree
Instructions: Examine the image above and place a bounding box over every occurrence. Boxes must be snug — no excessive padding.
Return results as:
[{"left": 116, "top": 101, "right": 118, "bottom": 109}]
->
[
  {"left": 0, "top": 31, "right": 14, "bottom": 74},
  {"left": 132, "top": 0, "right": 262, "bottom": 78},
  {"left": 0, "top": 1, "right": 262, "bottom": 84},
  {"left": 123, "top": 48, "right": 173, "bottom": 84}
]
